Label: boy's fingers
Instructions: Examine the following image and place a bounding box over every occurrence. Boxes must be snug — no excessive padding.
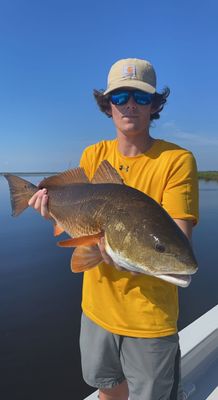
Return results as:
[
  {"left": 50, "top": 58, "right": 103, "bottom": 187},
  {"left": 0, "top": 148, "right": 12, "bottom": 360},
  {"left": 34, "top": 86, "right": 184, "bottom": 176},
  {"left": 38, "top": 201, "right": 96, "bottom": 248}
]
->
[
  {"left": 34, "top": 194, "right": 43, "bottom": 210},
  {"left": 28, "top": 189, "right": 50, "bottom": 219},
  {"left": 41, "top": 195, "right": 49, "bottom": 218},
  {"left": 98, "top": 236, "right": 140, "bottom": 274},
  {"left": 101, "top": 250, "right": 114, "bottom": 265},
  {"left": 28, "top": 192, "right": 39, "bottom": 206},
  {"left": 28, "top": 189, "right": 47, "bottom": 207},
  {"left": 98, "top": 238, "right": 115, "bottom": 265},
  {"left": 98, "top": 237, "right": 105, "bottom": 249}
]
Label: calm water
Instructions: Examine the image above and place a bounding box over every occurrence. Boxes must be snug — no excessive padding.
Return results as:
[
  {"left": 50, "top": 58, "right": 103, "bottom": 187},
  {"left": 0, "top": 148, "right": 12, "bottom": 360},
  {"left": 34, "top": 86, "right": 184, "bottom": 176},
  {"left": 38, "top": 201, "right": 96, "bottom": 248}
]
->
[{"left": 0, "top": 177, "right": 218, "bottom": 399}]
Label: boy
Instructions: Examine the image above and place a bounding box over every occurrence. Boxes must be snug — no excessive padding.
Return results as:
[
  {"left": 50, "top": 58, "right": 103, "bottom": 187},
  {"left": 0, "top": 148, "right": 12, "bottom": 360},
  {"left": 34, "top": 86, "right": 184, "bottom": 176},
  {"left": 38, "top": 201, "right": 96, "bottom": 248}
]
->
[{"left": 29, "top": 58, "right": 199, "bottom": 400}]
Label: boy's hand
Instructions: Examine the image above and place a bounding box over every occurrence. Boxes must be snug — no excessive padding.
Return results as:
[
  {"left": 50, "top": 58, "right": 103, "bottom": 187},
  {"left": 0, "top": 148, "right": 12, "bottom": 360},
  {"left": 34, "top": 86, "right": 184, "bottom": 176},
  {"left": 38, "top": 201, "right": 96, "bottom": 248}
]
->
[
  {"left": 98, "top": 237, "right": 140, "bottom": 276},
  {"left": 28, "top": 189, "right": 50, "bottom": 219}
]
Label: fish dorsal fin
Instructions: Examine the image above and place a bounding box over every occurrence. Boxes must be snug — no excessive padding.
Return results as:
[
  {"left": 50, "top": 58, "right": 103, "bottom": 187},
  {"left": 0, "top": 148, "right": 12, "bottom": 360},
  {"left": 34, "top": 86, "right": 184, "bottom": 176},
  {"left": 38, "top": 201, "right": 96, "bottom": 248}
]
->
[
  {"left": 38, "top": 167, "right": 89, "bottom": 188},
  {"left": 91, "top": 160, "right": 123, "bottom": 184}
]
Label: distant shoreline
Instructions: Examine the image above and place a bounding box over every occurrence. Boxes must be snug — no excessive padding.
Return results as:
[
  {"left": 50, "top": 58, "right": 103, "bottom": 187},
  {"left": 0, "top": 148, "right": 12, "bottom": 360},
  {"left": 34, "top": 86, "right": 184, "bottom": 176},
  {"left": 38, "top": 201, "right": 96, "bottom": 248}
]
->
[
  {"left": 197, "top": 171, "right": 218, "bottom": 181},
  {"left": 0, "top": 172, "right": 58, "bottom": 176},
  {"left": 1, "top": 171, "right": 218, "bottom": 181}
]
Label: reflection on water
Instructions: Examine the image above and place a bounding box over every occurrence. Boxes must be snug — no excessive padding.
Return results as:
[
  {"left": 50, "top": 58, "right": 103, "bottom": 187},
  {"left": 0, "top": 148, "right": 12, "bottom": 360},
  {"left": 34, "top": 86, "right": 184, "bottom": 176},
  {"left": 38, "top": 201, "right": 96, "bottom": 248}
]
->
[{"left": 0, "top": 177, "right": 218, "bottom": 399}]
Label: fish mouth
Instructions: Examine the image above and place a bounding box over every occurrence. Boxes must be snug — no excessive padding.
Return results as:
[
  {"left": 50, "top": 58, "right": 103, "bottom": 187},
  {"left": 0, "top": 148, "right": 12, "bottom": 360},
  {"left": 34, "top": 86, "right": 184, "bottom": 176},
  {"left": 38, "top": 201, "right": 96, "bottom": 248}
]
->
[
  {"left": 155, "top": 273, "right": 192, "bottom": 287},
  {"left": 150, "top": 261, "right": 197, "bottom": 287}
]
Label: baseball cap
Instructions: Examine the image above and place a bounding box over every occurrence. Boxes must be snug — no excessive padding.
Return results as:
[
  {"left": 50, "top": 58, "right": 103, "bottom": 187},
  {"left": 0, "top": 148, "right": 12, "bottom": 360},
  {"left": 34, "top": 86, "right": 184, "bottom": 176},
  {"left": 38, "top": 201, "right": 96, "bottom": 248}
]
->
[{"left": 104, "top": 58, "right": 156, "bottom": 95}]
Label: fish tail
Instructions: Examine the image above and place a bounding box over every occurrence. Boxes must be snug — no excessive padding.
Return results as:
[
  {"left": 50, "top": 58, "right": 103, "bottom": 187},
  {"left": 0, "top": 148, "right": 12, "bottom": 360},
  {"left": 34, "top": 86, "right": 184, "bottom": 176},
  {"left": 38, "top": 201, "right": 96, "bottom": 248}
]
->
[{"left": 4, "top": 174, "right": 37, "bottom": 216}]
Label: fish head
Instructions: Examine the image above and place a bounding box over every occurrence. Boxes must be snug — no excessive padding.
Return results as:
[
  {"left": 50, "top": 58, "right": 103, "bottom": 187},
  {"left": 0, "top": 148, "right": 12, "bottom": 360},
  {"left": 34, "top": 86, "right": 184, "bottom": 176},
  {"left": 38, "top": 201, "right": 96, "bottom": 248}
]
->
[
  {"left": 146, "top": 230, "right": 198, "bottom": 275},
  {"left": 105, "top": 213, "right": 198, "bottom": 287}
]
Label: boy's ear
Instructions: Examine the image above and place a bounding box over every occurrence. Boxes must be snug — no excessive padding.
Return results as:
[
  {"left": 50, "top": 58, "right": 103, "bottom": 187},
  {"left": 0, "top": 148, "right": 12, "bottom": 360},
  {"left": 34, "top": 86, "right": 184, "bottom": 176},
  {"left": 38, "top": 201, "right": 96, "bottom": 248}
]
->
[{"left": 150, "top": 104, "right": 158, "bottom": 115}]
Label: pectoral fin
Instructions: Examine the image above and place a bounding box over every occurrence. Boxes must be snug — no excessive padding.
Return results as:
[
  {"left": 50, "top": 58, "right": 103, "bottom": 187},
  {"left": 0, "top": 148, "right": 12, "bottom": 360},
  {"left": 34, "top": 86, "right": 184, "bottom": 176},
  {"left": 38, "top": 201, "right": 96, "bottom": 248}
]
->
[
  {"left": 57, "top": 232, "right": 104, "bottom": 247},
  {"left": 71, "top": 245, "right": 103, "bottom": 272}
]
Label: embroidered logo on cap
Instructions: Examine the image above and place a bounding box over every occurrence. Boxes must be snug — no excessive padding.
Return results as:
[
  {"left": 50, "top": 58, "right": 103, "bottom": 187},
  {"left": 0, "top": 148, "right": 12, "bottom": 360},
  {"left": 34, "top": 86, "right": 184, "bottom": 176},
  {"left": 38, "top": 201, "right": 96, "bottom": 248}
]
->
[{"left": 123, "top": 64, "right": 136, "bottom": 79}]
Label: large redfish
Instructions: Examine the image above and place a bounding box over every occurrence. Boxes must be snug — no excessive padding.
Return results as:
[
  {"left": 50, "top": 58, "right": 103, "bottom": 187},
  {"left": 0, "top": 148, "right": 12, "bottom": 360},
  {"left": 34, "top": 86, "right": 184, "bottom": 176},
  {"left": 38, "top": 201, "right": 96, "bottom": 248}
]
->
[{"left": 4, "top": 161, "right": 198, "bottom": 287}]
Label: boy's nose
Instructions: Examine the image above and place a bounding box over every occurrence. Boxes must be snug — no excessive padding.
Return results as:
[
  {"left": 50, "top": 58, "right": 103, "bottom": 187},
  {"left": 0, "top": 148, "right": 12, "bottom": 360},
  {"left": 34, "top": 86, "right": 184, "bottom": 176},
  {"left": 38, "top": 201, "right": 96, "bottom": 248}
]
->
[{"left": 126, "top": 95, "right": 137, "bottom": 108}]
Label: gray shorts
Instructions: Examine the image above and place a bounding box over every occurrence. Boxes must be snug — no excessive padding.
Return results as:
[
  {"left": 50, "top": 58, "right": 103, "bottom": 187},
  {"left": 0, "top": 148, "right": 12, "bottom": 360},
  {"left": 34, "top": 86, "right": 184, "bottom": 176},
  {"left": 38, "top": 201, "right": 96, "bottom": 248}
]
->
[{"left": 80, "top": 313, "right": 182, "bottom": 400}]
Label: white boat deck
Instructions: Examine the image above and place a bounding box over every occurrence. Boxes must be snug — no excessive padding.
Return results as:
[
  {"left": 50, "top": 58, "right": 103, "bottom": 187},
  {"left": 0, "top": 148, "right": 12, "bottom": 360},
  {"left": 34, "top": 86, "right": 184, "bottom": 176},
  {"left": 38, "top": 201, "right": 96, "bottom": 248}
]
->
[{"left": 84, "top": 305, "right": 218, "bottom": 399}]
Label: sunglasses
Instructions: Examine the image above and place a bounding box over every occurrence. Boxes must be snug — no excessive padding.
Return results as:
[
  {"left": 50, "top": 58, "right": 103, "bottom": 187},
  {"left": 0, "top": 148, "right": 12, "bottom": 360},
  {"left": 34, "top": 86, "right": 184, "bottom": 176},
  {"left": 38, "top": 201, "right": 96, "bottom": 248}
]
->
[{"left": 110, "top": 89, "right": 153, "bottom": 106}]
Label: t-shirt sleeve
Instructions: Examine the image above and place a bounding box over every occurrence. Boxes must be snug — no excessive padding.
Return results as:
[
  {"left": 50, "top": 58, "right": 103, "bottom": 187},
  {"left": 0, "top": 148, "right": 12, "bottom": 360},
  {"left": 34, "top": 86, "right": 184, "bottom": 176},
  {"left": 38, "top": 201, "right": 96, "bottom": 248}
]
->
[
  {"left": 162, "top": 152, "right": 199, "bottom": 225},
  {"left": 79, "top": 141, "right": 109, "bottom": 181}
]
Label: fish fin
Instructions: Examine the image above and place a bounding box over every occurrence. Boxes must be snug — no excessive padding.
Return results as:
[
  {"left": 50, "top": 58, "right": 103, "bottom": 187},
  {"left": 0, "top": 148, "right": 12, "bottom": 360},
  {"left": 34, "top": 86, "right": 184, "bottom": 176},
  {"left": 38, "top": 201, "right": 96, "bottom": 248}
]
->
[
  {"left": 57, "top": 232, "right": 104, "bottom": 247},
  {"left": 91, "top": 160, "right": 123, "bottom": 184},
  {"left": 54, "top": 224, "right": 65, "bottom": 237},
  {"left": 71, "top": 245, "right": 103, "bottom": 272},
  {"left": 4, "top": 174, "right": 37, "bottom": 216},
  {"left": 38, "top": 167, "right": 89, "bottom": 188}
]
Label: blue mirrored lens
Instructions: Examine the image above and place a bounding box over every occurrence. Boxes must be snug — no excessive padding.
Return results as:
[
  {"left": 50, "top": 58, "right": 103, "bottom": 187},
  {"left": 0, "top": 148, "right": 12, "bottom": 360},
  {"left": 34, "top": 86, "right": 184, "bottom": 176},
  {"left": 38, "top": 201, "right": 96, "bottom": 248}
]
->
[
  {"left": 110, "top": 91, "right": 130, "bottom": 105},
  {"left": 133, "top": 90, "right": 153, "bottom": 105}
]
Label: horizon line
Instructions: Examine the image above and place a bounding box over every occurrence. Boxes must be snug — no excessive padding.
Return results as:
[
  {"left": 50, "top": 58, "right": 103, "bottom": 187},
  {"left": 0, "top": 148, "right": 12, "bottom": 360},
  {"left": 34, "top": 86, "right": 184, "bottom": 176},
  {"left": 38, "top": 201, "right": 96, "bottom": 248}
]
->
[{"left": 0, "top": 172, "right": 59, "bottom": 176}]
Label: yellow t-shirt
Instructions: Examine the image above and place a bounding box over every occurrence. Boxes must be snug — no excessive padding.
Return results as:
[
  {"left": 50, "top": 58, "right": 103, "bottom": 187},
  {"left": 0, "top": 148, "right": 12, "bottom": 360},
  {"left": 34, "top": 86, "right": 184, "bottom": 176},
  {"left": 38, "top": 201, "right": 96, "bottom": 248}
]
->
[{"left": 79, "top": 138, "right": 199, "bottom": 338}]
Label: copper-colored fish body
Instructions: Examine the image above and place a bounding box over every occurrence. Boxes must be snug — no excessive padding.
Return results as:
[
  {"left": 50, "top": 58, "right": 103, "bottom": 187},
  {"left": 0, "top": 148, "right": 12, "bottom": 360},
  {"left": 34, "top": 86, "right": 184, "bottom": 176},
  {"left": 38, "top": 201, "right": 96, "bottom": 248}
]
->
[
  {"left": 46, "top": 183, "right": 111, "bottom": 238},
  {"left": 4, "top": 161, "right": 198, "bottom": 287}
]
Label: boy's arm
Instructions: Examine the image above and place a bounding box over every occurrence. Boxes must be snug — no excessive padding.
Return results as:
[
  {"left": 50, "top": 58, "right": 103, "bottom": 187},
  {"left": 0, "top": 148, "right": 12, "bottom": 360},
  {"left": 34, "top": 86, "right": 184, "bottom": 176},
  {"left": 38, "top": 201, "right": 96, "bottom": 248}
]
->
[{"left": 173, "top": 219, "right": 193, "bottom": 241}]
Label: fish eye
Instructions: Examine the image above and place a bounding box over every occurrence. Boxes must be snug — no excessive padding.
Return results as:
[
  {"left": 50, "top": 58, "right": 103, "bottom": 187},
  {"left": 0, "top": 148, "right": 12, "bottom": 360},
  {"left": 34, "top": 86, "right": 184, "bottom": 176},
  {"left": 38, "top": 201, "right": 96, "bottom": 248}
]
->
[
  {"left": 155, "top": 243, "right": 165, "bottom": 253},
  {"left": 149, "top": 234, "right": 166, "bottom": 253}
]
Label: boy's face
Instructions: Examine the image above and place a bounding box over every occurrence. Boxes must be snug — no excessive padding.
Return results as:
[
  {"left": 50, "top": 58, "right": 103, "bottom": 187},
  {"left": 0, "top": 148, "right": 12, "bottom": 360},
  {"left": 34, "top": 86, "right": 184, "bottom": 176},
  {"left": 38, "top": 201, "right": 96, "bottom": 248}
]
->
[{"left": 108, "top": 88, "right": 153, "bottom": 137}]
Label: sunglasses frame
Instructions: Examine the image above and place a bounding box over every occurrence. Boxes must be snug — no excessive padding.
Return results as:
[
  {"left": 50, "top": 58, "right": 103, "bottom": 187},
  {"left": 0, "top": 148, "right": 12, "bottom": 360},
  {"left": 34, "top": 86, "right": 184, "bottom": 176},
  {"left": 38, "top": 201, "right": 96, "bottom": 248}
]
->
[{"left": 109, "top": 89, "right": 154, "bottom": 106}]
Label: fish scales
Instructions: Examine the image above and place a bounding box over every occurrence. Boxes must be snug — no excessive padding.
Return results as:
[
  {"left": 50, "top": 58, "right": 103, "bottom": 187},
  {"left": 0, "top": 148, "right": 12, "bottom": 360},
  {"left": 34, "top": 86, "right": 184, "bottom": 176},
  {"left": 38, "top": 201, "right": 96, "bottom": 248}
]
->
[
  {"left": 4, "top": 160, "right": 198, "bottom": 287},
  {"left": 41, "top": 182, "right": 197, "bottom": 278},
  {"left": 47, "top": 183, "right": 114, "bottom": 237}
]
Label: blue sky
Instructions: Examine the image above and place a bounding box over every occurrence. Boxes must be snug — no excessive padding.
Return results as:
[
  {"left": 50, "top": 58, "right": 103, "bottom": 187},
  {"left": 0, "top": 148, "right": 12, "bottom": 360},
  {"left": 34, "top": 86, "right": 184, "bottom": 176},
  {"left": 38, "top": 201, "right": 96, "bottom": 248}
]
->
[{"left": 0, "top": 0, "right": 217, "bottom": 172}]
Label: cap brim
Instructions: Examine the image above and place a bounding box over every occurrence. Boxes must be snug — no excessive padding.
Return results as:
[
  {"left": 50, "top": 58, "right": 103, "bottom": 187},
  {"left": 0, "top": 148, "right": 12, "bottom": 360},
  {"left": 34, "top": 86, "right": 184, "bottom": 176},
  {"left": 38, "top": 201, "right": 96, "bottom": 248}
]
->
[{"left": 104, "top": 80, "right": 156, "bottom": 95}]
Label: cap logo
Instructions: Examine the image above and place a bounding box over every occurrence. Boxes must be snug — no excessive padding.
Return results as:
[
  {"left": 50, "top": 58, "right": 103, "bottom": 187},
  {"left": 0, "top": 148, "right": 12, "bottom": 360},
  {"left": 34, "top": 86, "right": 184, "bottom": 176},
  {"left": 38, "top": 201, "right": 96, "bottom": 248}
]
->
[{"left": 123, "top": 64, "right": 136, "bottom": 79}]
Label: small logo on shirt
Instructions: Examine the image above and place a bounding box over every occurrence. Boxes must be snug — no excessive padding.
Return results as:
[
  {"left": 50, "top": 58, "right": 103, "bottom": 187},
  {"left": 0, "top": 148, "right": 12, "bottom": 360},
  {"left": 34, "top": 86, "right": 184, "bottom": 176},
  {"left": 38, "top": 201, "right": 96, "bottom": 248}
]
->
[
  {"left": 123, "top": 64, "right": 136, "bottom": 79},
  {"left": 119, "top": 164, "right": 129, "bottom": 172}
]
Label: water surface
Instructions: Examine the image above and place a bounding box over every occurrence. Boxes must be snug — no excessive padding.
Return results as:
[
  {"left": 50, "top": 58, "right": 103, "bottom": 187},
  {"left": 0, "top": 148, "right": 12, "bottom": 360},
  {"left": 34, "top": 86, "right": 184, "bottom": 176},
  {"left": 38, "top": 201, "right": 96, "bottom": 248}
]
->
[{"left": 0, "top": 177, "right": 217, "bottom": 399}]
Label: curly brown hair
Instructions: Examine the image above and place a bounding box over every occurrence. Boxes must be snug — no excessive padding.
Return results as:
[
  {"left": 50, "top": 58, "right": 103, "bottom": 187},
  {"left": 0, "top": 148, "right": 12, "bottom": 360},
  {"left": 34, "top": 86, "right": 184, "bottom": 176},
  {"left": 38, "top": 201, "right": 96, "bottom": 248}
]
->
[{"left": 93, "top": 87, "right": 170, "bottom": 122}]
